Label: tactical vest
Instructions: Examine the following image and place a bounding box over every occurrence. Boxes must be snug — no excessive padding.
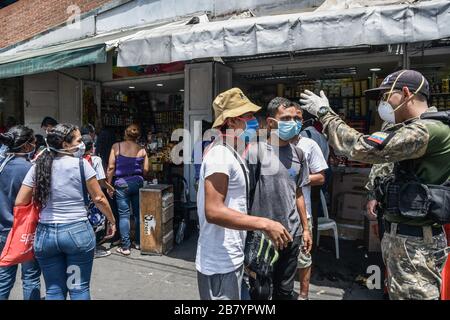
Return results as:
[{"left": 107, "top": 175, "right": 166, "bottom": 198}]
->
[{"left": 375, "top": 111, "right": 450, "bottom": 225}]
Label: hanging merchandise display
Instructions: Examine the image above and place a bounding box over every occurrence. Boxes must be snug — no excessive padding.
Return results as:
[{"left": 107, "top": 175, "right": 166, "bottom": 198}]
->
[{"left": 101, "top": 87, "right": 184, "bottom": 183}]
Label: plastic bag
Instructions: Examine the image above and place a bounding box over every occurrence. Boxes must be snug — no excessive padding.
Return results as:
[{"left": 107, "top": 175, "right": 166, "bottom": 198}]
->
[{"left": 0, "top": 203, "right": 39, "bottom": 267}]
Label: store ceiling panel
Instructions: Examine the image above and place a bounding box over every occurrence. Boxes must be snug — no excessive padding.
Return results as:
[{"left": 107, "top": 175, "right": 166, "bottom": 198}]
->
[{"left": 103, "top": 74, "right": 185, "bottom": 93}]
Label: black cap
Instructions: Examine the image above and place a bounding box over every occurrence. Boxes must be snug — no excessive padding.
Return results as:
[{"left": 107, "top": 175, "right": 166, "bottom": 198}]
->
[
  {"left": 365, "top": 69, "right": 430, "bottom": 100},
  {"left": 81, "top": 134, "right": 94, "bottom": 151}
]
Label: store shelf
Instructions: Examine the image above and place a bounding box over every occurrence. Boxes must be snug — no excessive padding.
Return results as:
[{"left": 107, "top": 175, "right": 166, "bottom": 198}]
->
[{"left": 152, "top": 110, "right": 183, "bottom": 113}]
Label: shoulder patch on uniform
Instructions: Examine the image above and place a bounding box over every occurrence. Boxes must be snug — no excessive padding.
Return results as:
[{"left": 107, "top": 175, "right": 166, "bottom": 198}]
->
[{"left": 364, "top": 131, "right": 396, "bottom": 150}]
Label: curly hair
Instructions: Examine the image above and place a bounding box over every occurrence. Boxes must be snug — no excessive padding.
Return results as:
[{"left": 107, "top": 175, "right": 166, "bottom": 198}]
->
[
  {"left": 34, "top": 123, "right": 79, "bottom": 209},
  {"left": 0, "top": 125, "right": 34, "bottom": 151}
]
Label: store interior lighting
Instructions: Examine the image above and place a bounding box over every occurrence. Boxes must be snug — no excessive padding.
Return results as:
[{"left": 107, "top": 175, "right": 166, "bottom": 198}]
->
[
  {"left": 369, "top": 67, "right": 381, "bottom": 72},
  {"left": 156, "top": 83, "right": 164, "bottom": 87},
  {"left": 129, "top": 86, "right": 135, "bottom": 89},
  {"left": 321, "top": 67, "right": 357, "bottom": 78},
  {"left": 242, "top": 71, "right": 308, "bottom": 81}
]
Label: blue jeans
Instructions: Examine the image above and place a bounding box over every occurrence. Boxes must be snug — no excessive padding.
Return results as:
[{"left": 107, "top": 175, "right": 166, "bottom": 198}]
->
[
  {"left": 115, "top": 180, "right": 142, "bottom": 249},
  {"left": 0, "top": 231, "right": 41, "bottom": 300},
  {"left": 34, "top": 220, "right": 95, "bottom": 300}
]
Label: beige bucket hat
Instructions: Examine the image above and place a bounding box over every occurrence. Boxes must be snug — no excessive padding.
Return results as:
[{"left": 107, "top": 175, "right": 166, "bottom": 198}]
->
[{"left": 212, "top": 88, "right": 261, "bottom": 128}]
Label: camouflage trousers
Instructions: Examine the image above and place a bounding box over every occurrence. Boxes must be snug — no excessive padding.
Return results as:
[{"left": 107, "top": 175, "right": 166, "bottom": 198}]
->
[{"left": 381, "top": 223, "right": 449, "bottom": 300}]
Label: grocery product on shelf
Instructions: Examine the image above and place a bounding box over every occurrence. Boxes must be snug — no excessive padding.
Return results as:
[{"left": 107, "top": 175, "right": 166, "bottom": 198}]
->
[{"left": 100, "top": 88, "right": 184, "bottom": 170}]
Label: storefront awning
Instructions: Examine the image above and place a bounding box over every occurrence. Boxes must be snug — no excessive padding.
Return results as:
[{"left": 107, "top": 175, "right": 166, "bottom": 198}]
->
[
  {"left": 0, "top": 45, "right": 106, "bottom": 79},
  {"left": 115, "top": 0, "right": 450, "bottom": 67},
  {"left": 0, "top": 18, "right": 196, "bottom": 79}
]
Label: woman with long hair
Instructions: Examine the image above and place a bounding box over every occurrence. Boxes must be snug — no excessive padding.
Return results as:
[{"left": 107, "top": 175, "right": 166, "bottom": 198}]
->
[
  {"left": 107, "top": 124, "right": 149, "bottom": 255},
  {"left": 0, "top": 126, "right": 41, "bottom": 300},
  {"left": 15, "top": 123, "right": 116, "bottom": 300}
]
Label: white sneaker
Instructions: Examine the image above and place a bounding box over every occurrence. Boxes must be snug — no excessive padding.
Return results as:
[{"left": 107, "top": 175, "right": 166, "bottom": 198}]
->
[{"left": 94, "top": 248, "right": 111, "bottom": 258}]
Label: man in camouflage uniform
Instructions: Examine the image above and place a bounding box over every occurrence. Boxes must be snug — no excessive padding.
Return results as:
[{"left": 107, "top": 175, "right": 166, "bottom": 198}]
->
[
  {"left": 300, "top": 69, "right": 450, "bottom": 300},
  {"left": 365, "top": 122, "right": 395, "bottom": 235},
  {"left": 365, "top": 122, "right": 395, "bottom": 222}
]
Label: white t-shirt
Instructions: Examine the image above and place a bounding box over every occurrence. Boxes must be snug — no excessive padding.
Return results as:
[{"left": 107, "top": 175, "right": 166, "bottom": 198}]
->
[
  {"left": 23, "top": 156, "right": 97, "bottom": 224},
  {"left": 91, "top": 155, "right": 106, "bottom": 180},
  {"left": 300, "top": 127, "right": 330, "bottom": 160},
  {"left": 296, "top": 137, "right": 328, "bottom": 218},
  {"left": 195, "top": 144, "right": 248, "bottom": 276}
]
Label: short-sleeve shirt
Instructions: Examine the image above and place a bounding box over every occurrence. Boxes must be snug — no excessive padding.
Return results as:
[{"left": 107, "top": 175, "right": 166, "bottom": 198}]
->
[
  {"left": 23, "top": 156, "right": 97, "bottom": 224},
  {"left": 300, "top": 127, "right": 330, "bottom": 160},
  {"left": 246, "top": 142, "right": 310, "bottom": 237},
  {"left": 195, "top": 144, "right": 248, "bottom": 276},
  {"left": 0, "top": 156, "right": 32, "bottom": 232},
  {"left": 297, "top": 137, "right": 329, "bottom": 218},
  {"left": 91, "top": 155, "right": 106, "bottom": 180}
]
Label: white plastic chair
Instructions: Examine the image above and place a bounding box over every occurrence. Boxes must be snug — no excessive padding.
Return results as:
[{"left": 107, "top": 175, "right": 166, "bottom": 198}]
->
[{"left": 317, "top": 190, "right": 340, "bottom": 259}]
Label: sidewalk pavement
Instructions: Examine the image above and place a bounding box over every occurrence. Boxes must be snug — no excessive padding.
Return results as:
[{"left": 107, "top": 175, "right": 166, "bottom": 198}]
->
[{"left": 9, "top": 234, "right": 383, "bottom": 300}]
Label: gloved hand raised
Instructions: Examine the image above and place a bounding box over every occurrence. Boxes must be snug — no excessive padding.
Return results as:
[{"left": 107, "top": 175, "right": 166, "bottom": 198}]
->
[{"left": 299, "top": 90, "right": 330, "bottom": 117}]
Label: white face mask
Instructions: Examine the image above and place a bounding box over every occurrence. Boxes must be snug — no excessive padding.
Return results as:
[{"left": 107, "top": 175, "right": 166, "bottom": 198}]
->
[
  {"left": 377, "top": 93, "right": 415, "bottom": 124},
  {"left": 71, "top": 142, "right": 86, "bottom": 158},
  {"left": 53, "top": 142, "right": 86, "bottom": 158},
  {"left": 376, "top": 71, "right": 426, "bottom": 124},
  {"left": 377, "top": 100, "right": 396, "bottom": 124}
]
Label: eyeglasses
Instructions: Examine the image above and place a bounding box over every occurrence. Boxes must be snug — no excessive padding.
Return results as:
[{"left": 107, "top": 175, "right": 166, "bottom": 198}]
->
[{"left": 380, "top": 90, "right": 402, "bottom": 101}]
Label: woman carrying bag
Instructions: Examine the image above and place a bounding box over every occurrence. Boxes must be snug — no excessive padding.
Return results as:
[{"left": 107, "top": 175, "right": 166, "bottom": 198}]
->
[
  {"left": 15, "top": 124, "right": 116, "bottom": 300},
  {"left": 0, "top": 126, "right": 41, "bottom": 300}
]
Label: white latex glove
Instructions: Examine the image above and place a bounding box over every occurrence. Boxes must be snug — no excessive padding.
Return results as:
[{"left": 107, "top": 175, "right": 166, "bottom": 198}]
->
[{"left": 299, "top": 90, "right": 330, "bottom": 117}]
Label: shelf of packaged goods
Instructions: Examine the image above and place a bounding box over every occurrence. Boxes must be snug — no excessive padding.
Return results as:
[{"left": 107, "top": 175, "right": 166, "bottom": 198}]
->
[
  {"left": 101, "top": 111, "right": 134, "bottom": 114},
  {"left": 288, "top": 96, "right": 364, "bottom": 100},
  {"left": 152, "top": 110, "right": 183, "bottom": 113}
]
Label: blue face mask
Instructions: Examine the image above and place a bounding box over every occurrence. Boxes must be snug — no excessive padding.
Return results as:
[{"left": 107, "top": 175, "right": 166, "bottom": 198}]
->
[
  {"left": 273, "top": 119, "right": 302, "bottom": 141},
  {"left": 238, "top": 117, "right": 259, "bottom": 143},
  {"left": 296, "top": 120, "right": 303, "bottom": 133}
]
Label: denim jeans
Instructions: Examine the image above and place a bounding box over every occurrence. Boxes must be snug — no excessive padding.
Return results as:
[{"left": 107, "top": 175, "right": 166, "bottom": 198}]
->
[
  {"left": 0, "top": 231, "right": 41, "bottom": 300},
  {"left": 115, "top": 180, "right": 143, "bottom": 249},
  {"left": 34, "top": 220, "right": 95, "bottom": 300}
]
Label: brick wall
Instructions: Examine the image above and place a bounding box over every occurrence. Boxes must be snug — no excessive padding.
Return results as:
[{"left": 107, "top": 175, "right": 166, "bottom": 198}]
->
[{"left": 0, "top": 0, "right": 113, "bottom": 49}]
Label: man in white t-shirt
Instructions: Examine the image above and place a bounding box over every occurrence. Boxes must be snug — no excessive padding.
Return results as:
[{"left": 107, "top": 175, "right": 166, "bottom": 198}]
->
[
  {"left": 294, "top": 107, "right": 328, "bottom": 300},
  {"left": 196, "top": 88, "right": 292, "bottom": 300}
]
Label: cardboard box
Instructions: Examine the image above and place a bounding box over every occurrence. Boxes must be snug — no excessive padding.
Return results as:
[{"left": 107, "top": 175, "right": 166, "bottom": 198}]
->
[
  {"left": 332, "top": 172, "right": 369, "bottom": 195},
  {"left": 361, "top": 80, "right": 368, "bottom": 93},
  {"left": 354, "top": 81, "right": 361, "bottom": 97},
  {"left": 331, "top": 171, "right": 369, "bottom": 216},
  {"left": 337, "top": 192, "right": 366, "bottom": 222},
  {"left": 364, "top": 217, "right": 381, "bottom": 252},
  {"left": 336, "top": 223, "right": 364, "bottom": 240},
  {"left": 319, "top": 219, "right": 364, "bottom": 240}
]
